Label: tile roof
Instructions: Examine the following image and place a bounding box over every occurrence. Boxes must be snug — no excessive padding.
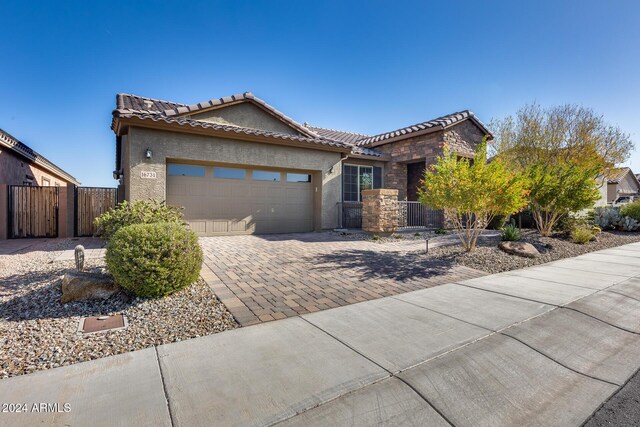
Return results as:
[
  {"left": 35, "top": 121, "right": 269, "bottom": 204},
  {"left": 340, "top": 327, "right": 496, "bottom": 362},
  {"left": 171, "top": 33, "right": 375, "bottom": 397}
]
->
[
  {"left": 113, "top": 93, "right": 383, "bottom": 157},
  {"left": 306, "top": 126, "right": 370, "bottom": 145},
  {"left": 356, "top": 110, "right": 491, "bottom": 146},
  {"left": 608, "top": 167, "right": 636, "bottom": 184},
  {"left": 0, "top": 128, "right": 80, "bottom": 185},
  {"left": 113, "top": 93, "right": 489, "bottom": 158}
]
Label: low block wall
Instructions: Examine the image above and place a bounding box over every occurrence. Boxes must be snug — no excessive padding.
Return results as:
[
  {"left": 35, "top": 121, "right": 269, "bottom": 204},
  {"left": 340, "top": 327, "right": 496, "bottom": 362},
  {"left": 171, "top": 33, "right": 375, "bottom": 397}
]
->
[{"left": 362, "top": 188, "right": 399, "bottom": 235}]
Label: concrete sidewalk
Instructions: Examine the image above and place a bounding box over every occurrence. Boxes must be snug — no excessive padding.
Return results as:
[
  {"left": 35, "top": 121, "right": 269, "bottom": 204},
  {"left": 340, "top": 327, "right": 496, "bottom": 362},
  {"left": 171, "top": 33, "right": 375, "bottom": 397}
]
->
[{"left": 2, "top": 244, "right": 640, "bottom": 426}]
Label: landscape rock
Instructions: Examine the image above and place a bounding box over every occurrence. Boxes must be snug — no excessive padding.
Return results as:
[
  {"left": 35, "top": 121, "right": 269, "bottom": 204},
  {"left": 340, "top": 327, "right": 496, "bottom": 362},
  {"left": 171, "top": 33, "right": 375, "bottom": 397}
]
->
[
  {"left": 498, "top": 241, "right": 541, "bottom": 258},
  {"left": 61, "top": 271, "right": 120, "bottom": 303}
]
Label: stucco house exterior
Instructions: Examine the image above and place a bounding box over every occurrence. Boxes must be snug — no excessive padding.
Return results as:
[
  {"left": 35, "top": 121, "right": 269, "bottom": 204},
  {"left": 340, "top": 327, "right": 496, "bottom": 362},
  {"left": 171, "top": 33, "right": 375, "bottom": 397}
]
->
[
  {"left": 596, "top": 167, "right": 640, "bottom": 205},
  {"left": 0, "top": 128, "right": 79, "bottom": 187},
  {"left": 111, "top": 92, "right": 490, "bottom": 235}
]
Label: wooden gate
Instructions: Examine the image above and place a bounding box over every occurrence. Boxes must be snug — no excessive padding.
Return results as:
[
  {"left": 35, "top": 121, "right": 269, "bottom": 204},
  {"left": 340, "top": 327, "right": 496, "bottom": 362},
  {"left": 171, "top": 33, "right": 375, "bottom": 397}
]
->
[
  {"left": 76, "top": 187, "right": 118, "bottom": 237},
  {"left": 9, "top": 185, "right": 59, "bottom": 238}
]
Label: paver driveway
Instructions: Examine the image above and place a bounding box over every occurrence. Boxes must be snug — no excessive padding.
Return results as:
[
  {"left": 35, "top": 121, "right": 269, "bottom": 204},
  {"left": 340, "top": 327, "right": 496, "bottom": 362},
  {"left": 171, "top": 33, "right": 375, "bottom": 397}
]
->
[{"left": 200, "top": 233, "right": 486, "bottom": 325}]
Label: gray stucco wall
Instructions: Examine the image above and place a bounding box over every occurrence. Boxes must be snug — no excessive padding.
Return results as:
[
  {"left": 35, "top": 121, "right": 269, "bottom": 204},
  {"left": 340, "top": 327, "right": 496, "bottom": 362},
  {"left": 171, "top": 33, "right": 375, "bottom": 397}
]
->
[
  {"left": 189, "top": 103, "right": 301, "bottom": 136},
  {"left": 125, "top": 127, "right": 342, "bottom": 229}
]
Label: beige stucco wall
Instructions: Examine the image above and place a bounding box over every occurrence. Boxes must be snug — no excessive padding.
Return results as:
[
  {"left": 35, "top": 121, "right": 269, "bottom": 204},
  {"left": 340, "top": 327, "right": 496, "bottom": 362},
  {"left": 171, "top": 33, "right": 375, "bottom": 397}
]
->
[
  {"left": 607, "top": 173, "right": 640, "bottom": 203},
  {"left": 0, "top": 148, "right": 69, "bottom": 186},
  {"left": 595, "top": 176, "right": 608, "bottom": 206},
  {"left": 125, "top": 127, "right": 343, "bottom": 229},
  {"left": 189, "top": 103, "right": 301, "bottom": 136}
]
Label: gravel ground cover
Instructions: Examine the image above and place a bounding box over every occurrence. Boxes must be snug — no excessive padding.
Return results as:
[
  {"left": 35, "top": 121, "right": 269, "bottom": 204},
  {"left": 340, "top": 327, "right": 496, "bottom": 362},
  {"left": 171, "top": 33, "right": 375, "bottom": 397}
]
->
[
  {"left": 0, "top": 239, "right": 238, "bottom": 379},
  {"left": 428, "top": 229, "right": 640, "bottom": 274}
]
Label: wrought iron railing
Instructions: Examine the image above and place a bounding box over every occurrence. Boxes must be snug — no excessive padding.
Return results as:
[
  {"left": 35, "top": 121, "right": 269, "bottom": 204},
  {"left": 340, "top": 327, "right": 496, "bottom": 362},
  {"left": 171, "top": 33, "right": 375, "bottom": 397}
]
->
[
  {"left": 337, "top": 202, "right": 363, "bottom": 228},
  {"left": 397, "top": 201, "right": 444, "bottom": 229}
]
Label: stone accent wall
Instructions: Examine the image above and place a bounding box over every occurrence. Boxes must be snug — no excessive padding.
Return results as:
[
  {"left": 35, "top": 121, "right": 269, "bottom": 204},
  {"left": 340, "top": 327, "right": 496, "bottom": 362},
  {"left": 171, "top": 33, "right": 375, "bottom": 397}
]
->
[
  {"left": 373, "top": 131, "right": 444, "bottom": 200},
  {"left": 362, "top": 189, "right": 398, "bottom": 235},
  {"left": 442, "top": 119, "right": 488, "bottom": 157},
  {"left": 373, "top": 120, "right": 489, "bottom": 200}
]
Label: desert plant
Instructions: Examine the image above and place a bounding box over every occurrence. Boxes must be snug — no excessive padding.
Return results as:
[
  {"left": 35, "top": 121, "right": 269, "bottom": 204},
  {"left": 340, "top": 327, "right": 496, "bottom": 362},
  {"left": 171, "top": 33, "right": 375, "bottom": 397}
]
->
[
  {"left": 372, "top": 234, "right": 380, "bottom": 241},
  {"left": 94, "top": 199, "right": 184, "bottom": 241},
  {"left": 501, "top": 222, "right": 522, "bottom": 241},
  {"left": 419, "top": 139, "right": 529, "bottom": 251},
  {"left": 570, "top": 226, "right": 595, "bottom": 244},
  {"left": 592, "top": 206, "right": 622, "bottom": 230},
  {"left": 434, "top": 228, "right": 448, "bottom": 235},
  {"left": 106, "top": 222, "right": 203, "bottom": 298},
  {"left": 620, "top": 200, "right": 640, "bottom": 222},
  {"left": 488, "top": 214, "right": 510, "bottom": 230},
  {"left": 619, "top": 216, "right": 640, "bottom": 232}
]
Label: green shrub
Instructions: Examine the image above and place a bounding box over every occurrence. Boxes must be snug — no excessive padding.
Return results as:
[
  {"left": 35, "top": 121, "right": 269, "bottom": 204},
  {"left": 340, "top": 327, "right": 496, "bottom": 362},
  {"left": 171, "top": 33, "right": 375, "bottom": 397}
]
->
[
  {"left": 372, "top": 234, "right": 380, "bottom": 241},
  {"left": 434, "top": 228, "right": 448, "bottom": 235},
  {"left": 501, "top": 223, "right": 522, "bottom": 241},
  {"left": 488, "top": 214, "right": 510, "bottom": 230},
  {"left": 570, "top": 226, "right": 594, "bottom": 244},
  {"left": 95, "top": 199, "right": 184, "bottom": 241},
  {"left": 106, "top": 222, "right": 203, "bottom": 298},
  {"left": 621, "top": 201, "right": 640, "bottom": 221}
]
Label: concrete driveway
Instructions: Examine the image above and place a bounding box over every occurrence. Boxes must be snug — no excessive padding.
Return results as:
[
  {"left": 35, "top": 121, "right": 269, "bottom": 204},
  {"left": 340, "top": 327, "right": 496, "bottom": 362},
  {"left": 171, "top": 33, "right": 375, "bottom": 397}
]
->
[
  {"left": 200, "top": 233, "right": 486, "bottom": 325},
  {"left": 2, "top": 242, "right": 639, "bottom": 426}
]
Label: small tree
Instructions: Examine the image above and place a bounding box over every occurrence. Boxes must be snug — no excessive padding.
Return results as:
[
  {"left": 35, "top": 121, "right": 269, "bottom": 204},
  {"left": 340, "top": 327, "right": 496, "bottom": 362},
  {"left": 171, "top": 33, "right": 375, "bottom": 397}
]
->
[
  {"left": 491, "top": 103, "right": 629, "bottom": 236},
  {"left": 526, "top": 161, "right": 600, "bottom": 236},
  {"left": 419, "top": 140, "right": 529, "bottom": 251}
]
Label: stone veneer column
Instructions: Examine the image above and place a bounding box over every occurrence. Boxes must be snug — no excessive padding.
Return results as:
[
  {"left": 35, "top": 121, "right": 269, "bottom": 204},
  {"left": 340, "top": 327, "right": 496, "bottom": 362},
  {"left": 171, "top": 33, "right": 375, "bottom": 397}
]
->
[{"left": 362, "top": 189, "right": 399, "bottom": 235}]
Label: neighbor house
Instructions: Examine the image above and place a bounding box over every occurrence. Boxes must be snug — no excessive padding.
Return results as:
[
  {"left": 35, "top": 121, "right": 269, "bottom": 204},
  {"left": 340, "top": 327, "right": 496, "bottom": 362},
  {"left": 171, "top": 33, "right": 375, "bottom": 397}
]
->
[
  {"left": 0, "top": 128, "right": 79, "bottom": 187},
  {"left": 596, "top": 167, "right": 640, "bottom": 205},
  {"left": 111, "top": 92, "right": 490, "bottom": 235}
]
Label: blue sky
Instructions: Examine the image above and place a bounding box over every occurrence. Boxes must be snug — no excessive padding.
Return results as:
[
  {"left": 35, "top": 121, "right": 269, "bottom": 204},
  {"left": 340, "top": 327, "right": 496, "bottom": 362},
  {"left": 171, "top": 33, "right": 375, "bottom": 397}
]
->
[{"left": 1, "top": 0, "right": 639, "bottom": 187}]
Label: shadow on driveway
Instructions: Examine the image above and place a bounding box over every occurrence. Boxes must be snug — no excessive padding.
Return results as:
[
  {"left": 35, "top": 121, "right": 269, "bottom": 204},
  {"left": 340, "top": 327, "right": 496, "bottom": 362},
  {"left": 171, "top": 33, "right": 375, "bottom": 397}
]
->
[{"left": 308, "top": 249, "right": 458, "bottom": 282}]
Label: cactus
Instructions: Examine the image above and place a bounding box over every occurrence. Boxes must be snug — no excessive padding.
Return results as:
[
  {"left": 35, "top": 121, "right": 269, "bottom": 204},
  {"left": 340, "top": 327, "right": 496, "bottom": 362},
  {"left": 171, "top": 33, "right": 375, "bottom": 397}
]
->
[
  {"left": 620, "top": 216, "right": 640, "bottom": 231},
  {"left": 74, "top": 245, "right": 85, "bottom": 272},
  {"left": 592, "top": 206, "right": 621, "bottom": 230}
]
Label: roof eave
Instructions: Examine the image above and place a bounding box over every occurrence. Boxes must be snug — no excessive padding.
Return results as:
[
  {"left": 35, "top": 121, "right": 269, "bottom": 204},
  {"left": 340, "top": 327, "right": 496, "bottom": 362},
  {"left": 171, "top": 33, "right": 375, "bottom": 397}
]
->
[{"left": 116, "top": 116, "right": 351, "bottom": 155}]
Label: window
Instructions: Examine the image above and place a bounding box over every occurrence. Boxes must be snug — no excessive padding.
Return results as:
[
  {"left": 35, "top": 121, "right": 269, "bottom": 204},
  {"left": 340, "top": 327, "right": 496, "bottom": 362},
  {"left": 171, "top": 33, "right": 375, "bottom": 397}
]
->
[
  {"left": 287, "top": 173, "right": 311, "bottom": 183},
  {"left": 42, "top": 178, "right": 50, "bottom": 186},
  {"left": 214, "top": 167, "right": 246, "bottom": 179},
  {"left": 342, "top": 165, "right": 383, "bottom": 202},
  {"left": 167, "top": 164, "right": 205, "bottom": 177},
  {"left": 253, "top": 170, "right": 280, "bottom": 181}
]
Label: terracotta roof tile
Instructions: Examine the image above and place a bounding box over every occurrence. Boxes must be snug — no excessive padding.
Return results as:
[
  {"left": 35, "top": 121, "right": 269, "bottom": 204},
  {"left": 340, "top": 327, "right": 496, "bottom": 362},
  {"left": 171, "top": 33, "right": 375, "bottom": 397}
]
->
[{"left": 357, "top": 110, "right": 491, "bottom": 145}]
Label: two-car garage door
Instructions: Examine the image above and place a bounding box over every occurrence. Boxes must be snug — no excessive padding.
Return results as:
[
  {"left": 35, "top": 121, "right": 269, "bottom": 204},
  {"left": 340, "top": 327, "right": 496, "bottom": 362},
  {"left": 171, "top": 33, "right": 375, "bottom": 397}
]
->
[{"left": 166, "top": 163, "right": 314, "bottom": 235}]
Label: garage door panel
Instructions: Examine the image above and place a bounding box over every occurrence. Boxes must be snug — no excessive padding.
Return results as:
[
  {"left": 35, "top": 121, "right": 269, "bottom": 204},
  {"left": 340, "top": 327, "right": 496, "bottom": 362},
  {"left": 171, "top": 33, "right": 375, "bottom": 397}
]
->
[{"left": 167, "top": 164, "right": 314, "bottom": 235}]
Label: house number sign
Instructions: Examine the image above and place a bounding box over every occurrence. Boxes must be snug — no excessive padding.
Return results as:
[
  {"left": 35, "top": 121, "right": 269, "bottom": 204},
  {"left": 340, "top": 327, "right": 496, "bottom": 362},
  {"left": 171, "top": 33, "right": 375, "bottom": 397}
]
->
[{"left": 140, "top": 171, "right": 157, "bottom": 179}]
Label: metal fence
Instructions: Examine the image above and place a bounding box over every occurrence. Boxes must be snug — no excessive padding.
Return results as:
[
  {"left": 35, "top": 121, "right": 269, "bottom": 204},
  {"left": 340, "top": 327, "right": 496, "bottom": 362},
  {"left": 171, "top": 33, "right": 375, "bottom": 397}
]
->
[
  {"left": 397, "top": 201, "right": 444, "bottom": 229},
  {"left": 337, "top": 202, "right": 363, "bottom": 228}
]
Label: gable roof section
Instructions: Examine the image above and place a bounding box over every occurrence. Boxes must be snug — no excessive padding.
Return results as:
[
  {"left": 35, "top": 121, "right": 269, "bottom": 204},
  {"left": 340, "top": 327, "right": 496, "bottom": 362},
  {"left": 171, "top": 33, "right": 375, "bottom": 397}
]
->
[
  {"left": 608, "top": 167, "right": 640, "bottom": 187},
  {"left": 0, "top": 128, "right": 80, "bottom": 185},
  {"left": 113, "top": 93, "right": 383, "bottom": 158},
  {"left": 356, "top": 110, "right": 491, "bottom": 146},
  {"left": 162, "top": 92, "right": 319, "bottom": 139}
]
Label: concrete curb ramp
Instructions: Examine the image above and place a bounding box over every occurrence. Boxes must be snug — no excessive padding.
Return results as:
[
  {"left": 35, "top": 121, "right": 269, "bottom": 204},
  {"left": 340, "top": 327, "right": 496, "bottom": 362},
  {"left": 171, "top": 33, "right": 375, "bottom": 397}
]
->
[{"left": 1, "top": 244, "right": 639, "bottom": 426}]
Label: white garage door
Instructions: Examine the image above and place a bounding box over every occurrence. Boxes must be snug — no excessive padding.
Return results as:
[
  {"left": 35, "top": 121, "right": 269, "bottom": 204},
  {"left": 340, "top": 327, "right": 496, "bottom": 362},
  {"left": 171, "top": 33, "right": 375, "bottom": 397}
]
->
[{"left": 166, "top": 163, "right": 314, "bottom": 235}]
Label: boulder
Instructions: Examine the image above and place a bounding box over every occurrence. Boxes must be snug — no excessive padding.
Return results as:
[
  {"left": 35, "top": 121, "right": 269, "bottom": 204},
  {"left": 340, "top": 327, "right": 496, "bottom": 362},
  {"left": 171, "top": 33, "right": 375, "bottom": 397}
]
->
[
  {"left": 498, "top": 241, "right": 541, "bottom": 258},
  {"left": 61, "top": 271, "right": 120, "bottom": 304}
]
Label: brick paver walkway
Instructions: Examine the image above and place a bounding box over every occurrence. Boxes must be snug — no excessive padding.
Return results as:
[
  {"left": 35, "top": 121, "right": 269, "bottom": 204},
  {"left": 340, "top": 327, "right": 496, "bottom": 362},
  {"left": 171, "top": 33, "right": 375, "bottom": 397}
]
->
[{"left": 200, "top": 233, "right": 487, "bottom": 326}]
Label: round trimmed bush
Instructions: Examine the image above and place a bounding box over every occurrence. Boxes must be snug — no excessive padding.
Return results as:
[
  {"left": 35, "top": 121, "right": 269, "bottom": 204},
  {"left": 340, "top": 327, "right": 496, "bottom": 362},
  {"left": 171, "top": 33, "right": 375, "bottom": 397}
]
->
[{"left": 106, "top": 222, "right": 203, "bottom": 298}]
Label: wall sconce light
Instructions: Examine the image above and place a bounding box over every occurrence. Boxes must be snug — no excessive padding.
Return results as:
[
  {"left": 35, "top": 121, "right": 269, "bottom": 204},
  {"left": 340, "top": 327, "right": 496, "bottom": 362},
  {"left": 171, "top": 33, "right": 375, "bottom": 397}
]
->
[
  {"left": 328, "top": 166, "right": 335, "bottom": 174},
  {"left": 145, "top": 148, "right": 152, "bottom": 159}
]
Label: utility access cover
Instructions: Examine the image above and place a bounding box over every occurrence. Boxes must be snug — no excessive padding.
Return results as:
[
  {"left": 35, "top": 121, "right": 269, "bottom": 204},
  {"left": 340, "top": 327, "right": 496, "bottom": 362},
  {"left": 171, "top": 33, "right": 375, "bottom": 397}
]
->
[{"left": 79, "top": 315, "right": 127, "bottom": 334}]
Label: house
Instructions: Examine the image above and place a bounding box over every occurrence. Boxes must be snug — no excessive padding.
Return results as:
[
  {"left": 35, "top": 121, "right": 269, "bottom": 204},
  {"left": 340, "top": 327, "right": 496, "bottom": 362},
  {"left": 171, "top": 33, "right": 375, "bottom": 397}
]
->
[
  {"left": 596, "top": 167, "right": 640, "bottom": 205},
  {"left": 0, "top": 128, "right": 80, "bottom": 187},
  {"left": 111, "top": 92, "right": 490, "bottom": 235}
]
